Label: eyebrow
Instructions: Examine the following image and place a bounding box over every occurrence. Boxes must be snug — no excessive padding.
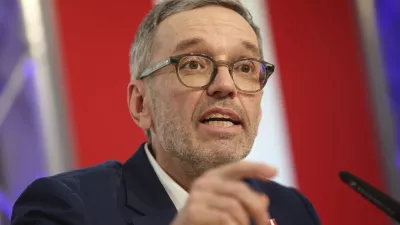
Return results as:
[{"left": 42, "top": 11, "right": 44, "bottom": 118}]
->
[
  {"left": 173, "top": 37, "right": 261, "bottom": 57},
  {"left": 174, "top": 37, "right": 205, "bottom": 53},
  {"left": 241, "top": 40, "right": 261, "bottom": 57}
]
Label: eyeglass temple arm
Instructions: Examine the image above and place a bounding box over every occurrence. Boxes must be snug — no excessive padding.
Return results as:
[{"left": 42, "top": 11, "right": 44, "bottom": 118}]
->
[{"left": 139, "top": 59, "right": 172, "bottom": 79}]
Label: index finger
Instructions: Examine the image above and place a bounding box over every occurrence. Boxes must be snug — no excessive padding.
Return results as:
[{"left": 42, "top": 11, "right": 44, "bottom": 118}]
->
[{"left": 212, "top": 161, "right": 277, "bottom": 181}]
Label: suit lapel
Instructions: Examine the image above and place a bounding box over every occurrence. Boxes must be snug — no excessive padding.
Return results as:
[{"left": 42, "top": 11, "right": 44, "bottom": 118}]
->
[
  {"left": 121, "top": 143, "right": 177, "bottom": 225},
  {"left": 120, "top": 143, "right": 270, "bottom": 225}
]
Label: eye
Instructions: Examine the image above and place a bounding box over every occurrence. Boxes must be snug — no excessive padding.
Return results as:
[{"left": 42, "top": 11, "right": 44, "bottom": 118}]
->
[
  {"left": 239, "top": 64, "right": 252, "bottom": 73},
  {"left": 179, "top": 56, "right": 209, "bottom": 71},
  {"left": 186, "top": 61, "right": 200, "bottom": 70},
  {"left": 235, "top": 61, "right": 256, "bottom": 74}
]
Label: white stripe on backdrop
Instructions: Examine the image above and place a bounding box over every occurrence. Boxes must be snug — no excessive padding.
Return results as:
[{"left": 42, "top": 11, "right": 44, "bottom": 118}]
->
[
  {"left": 152, "top": 0, "right": 296, "bottom": 187},
  {"left": 241, "top": 0, "right": 296, "bottom": 187}
]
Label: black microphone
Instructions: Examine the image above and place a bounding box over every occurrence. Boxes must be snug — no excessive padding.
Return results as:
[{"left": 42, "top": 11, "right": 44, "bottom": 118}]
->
[{"left": 339, "top": 171, "right": 400, "bottom": 223}]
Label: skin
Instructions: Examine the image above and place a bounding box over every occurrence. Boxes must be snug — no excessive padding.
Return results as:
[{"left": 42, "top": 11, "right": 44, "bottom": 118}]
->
[{"left": 128, "top": 6, "right": 276, "bottom": 225}]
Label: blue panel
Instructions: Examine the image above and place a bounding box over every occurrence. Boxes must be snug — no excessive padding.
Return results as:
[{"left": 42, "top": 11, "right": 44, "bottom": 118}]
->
[
  {"left": 375, "top": 0, "right": 400, "bottom": 172},
  {"left": 0, "top": 0, "right": 48, "bottom": 222},
  {"left": 0, "top": 189, "right": 12, "bottom": 219}
]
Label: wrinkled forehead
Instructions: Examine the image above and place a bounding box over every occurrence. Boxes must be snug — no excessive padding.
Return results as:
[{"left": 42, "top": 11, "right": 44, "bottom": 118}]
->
[{"left": 153, "top": 6, "right": 259, "bottom": 59}]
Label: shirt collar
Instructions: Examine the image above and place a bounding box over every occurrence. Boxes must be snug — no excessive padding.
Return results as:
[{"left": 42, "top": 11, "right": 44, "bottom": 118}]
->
[{"left": 144, "top": 143, "right": 189, "bottom": 211}]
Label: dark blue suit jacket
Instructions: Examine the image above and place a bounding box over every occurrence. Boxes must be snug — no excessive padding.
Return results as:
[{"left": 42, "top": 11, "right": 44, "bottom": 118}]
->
[{"left": 12, "top": 143, "right": 321, "bottom": 225}]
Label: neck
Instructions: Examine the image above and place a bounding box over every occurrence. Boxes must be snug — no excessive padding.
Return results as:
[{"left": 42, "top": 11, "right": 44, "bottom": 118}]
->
[{"left": 149, "top": 142, "right": 201, "bottom": 191}]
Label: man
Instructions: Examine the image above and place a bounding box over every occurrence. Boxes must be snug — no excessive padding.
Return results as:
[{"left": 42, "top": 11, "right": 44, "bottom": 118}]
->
[{"left": 12, "top": 0, "right": 321, "bottom": 224}]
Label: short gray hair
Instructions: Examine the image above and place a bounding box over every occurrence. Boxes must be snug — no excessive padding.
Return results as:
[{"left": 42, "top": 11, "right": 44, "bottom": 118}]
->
[
  {"left": 129, "top": 0, "right": 263, "bottom": 140},
  {"left": 129, "top": 0, "right": 263, "bottom": 81}
]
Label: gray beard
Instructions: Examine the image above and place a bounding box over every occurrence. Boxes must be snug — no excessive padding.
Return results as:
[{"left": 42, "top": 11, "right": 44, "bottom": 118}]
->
[
  {"left": 159, "top": 123, "right": 253, "bottom": 176},
  {"left": 149, "top": 84, "right": 256, "bottom": 177}
]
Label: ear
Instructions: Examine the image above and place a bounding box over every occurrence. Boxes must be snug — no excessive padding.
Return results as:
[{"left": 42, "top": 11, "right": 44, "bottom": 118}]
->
[{"left": 127, "top": 80, "right": 152, "bottom": 130}]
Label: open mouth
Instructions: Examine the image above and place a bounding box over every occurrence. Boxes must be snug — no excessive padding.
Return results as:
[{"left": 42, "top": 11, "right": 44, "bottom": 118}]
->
[{"left": 200, "top": 113, "right": 241, "bottom": 126}]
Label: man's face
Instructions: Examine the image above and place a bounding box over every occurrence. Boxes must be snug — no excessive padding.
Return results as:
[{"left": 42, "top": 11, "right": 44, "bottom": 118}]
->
[{"left": 144, "top": 6, "right": 263, "bottom": 170}]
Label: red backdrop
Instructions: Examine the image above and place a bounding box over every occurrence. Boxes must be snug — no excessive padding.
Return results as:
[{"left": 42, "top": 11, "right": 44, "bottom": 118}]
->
[
  {"left": 53, "top": 1, "right": 386, "bottom": 224},
  {"left": 54, "top": 0, "right": 151, "bottom": 168},
  {"left": 266, "top": 1, "right": 386, "bottom": 224}
]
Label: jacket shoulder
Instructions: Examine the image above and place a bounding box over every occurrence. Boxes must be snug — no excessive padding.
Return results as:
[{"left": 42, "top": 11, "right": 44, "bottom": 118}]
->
[
  {"left": 48, "top": 160, "right": 123, "bottom": 193},
  {"left": 11, "top": 160, "right": 124, "bottom": 225}
]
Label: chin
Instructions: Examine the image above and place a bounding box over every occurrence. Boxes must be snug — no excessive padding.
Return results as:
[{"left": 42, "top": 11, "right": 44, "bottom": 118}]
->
[{"left": 201, "top": 140, "right": 251, "bottom": 162}]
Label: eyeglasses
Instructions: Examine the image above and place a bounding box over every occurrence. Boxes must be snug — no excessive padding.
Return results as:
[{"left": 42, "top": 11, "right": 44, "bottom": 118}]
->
[{"left": 139, "top": 53, "right": 275, "bottom": 93}]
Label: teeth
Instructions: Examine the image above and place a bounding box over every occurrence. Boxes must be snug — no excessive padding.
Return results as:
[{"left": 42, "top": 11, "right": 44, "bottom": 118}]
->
[
  {"left": 205, "top": 113, "right": 232, "bottom": 120},
  {"left": 204, "top": 120, "right": 234, "bottom": 126}
]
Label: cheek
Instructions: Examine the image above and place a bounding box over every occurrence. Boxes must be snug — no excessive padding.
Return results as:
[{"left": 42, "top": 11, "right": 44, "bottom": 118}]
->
[
  {"left": 241, "top": 96, "right": 262, "bottom": 124},
  {"left": 159, "top": 78, "right": 200, "bottom": 123},
  {"left": 172, "top": 91, "right": 200, "bottom": 123}
]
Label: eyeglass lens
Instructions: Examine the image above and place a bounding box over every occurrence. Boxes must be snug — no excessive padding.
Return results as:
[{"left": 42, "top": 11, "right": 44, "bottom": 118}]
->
[{"left": 177, "top": 55, "right": 269, "bottom": 92}]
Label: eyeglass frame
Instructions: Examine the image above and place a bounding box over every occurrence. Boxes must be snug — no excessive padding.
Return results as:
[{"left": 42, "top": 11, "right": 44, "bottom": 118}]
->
[{"left": 138, "top": 53, "right": 275, "bottom": 93}]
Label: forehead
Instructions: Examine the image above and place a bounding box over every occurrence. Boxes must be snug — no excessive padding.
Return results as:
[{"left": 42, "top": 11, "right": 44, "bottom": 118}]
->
[{"left": 153, "top": 6, "right": 259, "bottom": 58}]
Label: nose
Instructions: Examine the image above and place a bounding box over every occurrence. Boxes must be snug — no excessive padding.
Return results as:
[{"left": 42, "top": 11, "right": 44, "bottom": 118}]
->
[{"left": 206, "top": 66, "right": 237, "bottom": 99}]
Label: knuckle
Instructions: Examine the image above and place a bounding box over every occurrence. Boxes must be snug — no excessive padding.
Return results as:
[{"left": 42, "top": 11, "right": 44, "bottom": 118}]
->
[
  {"left": 254, "top": 200, "right": 267, "bottom": 217},
  {"left": 257, "top": 193, "right": 269, "bottom": 208},
  {"left": 254, "top": 207, "right": 267, "bottom": 218},
  {"left": 217, "top": 212, "right": 231, "bottom": 224},
  {"left": 187, "top": 189, "right": 206, "bottom": 205},
  {"left": 227, "top": 198, "right": 241, "bottom": 211},
  {"left": 185, "top": 204, "right": 199, "bottom": 219},
  {"left": 236, "top": 182, "right": 251, "bottom": 193},
  {"left": 187, "top": 191, "right": 200, "bottom": 204},
  {"left": 264, "top": 195, "right": 270, "bottom": 206},
  {"left": 192, "top": 177, "right": 208, "bottom": 191}
]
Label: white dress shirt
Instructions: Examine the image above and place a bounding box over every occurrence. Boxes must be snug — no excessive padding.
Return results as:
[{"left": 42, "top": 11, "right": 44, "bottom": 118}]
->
[{"left": 144, "top": 143, "right": 189, "bottom": 211}]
